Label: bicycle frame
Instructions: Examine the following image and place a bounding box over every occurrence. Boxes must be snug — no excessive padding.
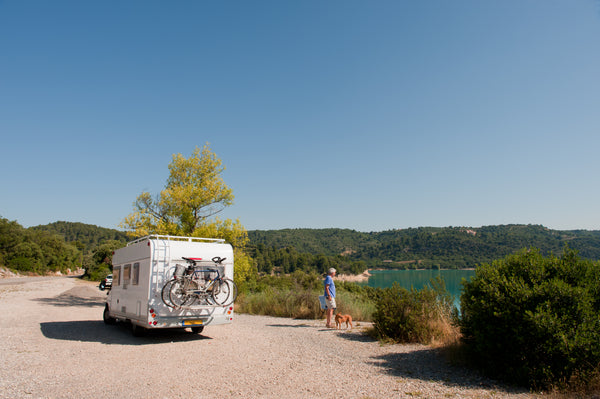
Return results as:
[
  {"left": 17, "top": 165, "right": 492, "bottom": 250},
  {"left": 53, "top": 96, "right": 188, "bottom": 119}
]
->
[
  {"left": 187, "top": 267, "right": 222, "bottom": 295},
  {"left": 162, "top": 256, "right": 237, "bottom": 309}
]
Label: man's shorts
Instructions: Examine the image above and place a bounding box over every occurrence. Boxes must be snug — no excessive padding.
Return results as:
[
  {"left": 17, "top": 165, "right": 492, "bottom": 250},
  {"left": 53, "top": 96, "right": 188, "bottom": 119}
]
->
[{"left": 325, "top": 296, "right": 337, "bottom": 310}]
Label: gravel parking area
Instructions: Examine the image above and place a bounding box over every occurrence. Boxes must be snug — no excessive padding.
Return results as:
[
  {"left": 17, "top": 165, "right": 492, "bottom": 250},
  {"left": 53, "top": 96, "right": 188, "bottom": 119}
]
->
[{"left": 0, "top": 277, "right": 537, "bottom": 398}]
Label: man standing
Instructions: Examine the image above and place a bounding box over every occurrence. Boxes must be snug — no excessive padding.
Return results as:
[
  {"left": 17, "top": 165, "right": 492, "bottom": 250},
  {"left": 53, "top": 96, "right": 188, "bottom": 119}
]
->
[{"left": 324, "top": 268, "right": 336, "bottom": 328}]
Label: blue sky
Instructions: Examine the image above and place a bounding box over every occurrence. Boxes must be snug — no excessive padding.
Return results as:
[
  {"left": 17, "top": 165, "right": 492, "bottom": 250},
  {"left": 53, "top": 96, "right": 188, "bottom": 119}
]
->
[{"left": 1, "top": 1, "right": 600, "bottom": 232}]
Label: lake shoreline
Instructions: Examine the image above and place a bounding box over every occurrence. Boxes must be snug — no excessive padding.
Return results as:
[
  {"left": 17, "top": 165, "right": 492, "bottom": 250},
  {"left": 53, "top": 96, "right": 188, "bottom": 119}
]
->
[
  {"left": 336, "top": 267, "right": 476, "bottom": 284},
  {"left": 335, "top": 269, "right": 372, "bottom": 283}
]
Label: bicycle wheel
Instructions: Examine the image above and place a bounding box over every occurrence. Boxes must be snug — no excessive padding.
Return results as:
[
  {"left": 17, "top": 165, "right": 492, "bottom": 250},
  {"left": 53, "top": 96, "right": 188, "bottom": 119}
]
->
[
  {"left": 211, "top": 278, "right": 237, "bottom": 306},
  {"left": 161, "top": 279, "right": 176, "bottom": 307},
  {"left": 169, "top": 279, "right": 197, "bottom": 308}
]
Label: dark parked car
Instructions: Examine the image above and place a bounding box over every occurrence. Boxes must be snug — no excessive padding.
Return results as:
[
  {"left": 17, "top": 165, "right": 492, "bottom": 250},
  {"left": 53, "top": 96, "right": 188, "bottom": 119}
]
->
[{"left": 99, "top": 274, "right": 113, "bottom": 290}]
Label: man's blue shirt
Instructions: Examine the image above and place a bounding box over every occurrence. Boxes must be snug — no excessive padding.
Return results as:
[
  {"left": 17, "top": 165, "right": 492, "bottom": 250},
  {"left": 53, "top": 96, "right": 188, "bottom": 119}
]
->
[{"left": 324, "top": 275, "right": 336, "bottom": 298}]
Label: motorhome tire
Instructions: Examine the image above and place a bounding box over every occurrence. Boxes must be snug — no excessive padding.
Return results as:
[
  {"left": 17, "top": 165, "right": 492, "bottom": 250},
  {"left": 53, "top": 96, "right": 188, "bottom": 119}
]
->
[
  {"left": 103, "top": 305, "right": 116, "bottom": 325},
  {"left": 191, "top": 326, "right": 204, "bottom": 334},
  {"left": 131, "top": 324, "right": 146, "bottom": 337}
]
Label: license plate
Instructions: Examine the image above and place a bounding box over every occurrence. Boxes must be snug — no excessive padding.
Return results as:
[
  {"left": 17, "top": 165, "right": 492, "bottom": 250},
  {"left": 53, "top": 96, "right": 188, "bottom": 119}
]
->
[{"left": 182, "top": 320, "right": 203, "bottom": 326}]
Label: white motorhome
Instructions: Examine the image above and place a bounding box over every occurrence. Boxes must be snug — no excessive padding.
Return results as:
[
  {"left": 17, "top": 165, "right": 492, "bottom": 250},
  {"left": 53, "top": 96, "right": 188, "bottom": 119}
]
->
[{"left": 103, "top": 235, "right": 235, "bottom": 336}]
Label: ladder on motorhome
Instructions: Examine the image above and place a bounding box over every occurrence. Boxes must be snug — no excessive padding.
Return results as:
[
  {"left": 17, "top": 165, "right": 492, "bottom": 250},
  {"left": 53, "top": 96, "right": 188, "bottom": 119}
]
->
[{"left": 152, "top": 238, "right": 171, "bottom": 291}]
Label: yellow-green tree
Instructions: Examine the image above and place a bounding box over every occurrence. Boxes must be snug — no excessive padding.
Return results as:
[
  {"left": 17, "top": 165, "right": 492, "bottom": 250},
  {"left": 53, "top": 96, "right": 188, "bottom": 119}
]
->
[{"left": 120, "top": 144, "right": 255, "bottom": 283}]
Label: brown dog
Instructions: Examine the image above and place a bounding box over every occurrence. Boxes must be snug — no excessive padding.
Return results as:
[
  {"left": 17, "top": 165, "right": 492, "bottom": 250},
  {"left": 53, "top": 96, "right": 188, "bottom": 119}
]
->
[{"left": 335, "top": 313, "right": 353, "bottom": 330}]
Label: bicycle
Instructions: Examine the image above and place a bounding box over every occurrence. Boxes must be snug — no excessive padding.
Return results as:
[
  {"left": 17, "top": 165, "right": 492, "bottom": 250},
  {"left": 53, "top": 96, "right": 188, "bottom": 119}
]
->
[{"left": 161, "top": 256, "right": 237, "bottom": 308}]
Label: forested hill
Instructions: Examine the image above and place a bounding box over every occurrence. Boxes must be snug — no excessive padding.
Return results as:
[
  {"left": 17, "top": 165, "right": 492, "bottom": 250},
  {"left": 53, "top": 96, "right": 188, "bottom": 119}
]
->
[
  {"left": 31, "top": 221, "right": 129, "bottom": 251},
  {"left": 1, "top": 219, "right": 129, "bottom": 278},
  {"left": 7, "top": 221, "right": 600, "bottom": 275},
  {"left": 248, "top": 225, "right": 600, "bottom": 270}
]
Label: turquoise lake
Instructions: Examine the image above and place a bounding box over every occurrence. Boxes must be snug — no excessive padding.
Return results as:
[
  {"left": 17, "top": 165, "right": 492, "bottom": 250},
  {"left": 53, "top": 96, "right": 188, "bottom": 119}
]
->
[{"left": 361, "top": 269, "right": 476, "bottom": 308}]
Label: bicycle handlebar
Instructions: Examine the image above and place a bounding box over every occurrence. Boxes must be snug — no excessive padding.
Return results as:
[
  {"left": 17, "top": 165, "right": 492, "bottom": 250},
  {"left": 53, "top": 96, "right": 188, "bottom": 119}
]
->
[{"left": 181, "top": 256, "right": 226, "bottom": 265}]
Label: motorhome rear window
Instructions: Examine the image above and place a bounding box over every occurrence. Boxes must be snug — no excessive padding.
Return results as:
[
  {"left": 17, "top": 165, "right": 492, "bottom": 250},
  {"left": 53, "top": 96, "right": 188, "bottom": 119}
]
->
[
  {"left": 113, "top": 266, "right": 121, "bottom": 286},
  {"left": 132, "top": 263, "right": 139, "bottom": 285},
  {"left": 123, "top": 264, "right": 131, "bottom": 284}
]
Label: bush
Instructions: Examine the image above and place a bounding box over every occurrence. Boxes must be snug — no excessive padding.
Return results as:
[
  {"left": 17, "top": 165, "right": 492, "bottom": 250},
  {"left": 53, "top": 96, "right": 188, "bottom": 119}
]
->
[
  {"left": 460, "top": 248, "right": 600, "bottom": 389},
  {"left": 371, "top": 277, "right": 458, "bottom": 344}
]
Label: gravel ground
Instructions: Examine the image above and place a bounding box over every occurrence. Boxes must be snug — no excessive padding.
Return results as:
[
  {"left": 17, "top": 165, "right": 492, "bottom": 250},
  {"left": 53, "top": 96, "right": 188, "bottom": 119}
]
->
[{"left": 0, "top": 277, "right": 540, "bottom": 399}]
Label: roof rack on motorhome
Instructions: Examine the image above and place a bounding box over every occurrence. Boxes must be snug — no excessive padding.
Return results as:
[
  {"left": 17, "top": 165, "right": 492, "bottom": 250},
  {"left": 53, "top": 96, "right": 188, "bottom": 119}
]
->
[{"left": 127, "top": 235, "right": 226, "bottom": 246}]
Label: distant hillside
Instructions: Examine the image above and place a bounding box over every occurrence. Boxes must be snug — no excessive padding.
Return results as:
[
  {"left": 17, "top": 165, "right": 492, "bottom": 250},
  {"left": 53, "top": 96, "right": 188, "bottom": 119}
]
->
[
  {"left": 27, "top": 221, "right": 130, "bottom": 280},
  {"left": 29, "top": 222, "right": 600, "bottom": 272},
  {"left": 248, "top": 228, "right": 371, "bottom": 255},
  {"left": 0, "top": 217, "right": 81, "bottom": 274},
  {"left": 248, "top": 225, "right": 600, "bottom": 270},
  {"left": 31, "top": 221, "right": 129, "bottom": 252}
]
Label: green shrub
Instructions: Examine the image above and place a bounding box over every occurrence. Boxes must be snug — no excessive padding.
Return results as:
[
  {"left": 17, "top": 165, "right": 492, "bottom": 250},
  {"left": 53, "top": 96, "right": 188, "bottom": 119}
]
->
[
  {"left": 371, "top": 277, "right": 457, "bottom": 344},
  {"left": 460, "top": 248, "right": 600, "bottom": 389}
]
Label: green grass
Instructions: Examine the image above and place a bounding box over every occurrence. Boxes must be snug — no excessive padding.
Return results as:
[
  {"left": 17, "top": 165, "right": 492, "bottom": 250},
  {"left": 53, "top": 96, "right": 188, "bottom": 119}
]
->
[
  {"left": 235, "top": 271, "right": 375, "bottom": 321},
  {"left": 236, "top": 286, "right": 375, "bottom": 321}
]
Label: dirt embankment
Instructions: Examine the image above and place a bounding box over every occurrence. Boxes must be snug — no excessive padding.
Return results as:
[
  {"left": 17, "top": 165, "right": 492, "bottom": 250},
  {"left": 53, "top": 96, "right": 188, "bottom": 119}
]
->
[
  {"left": 0, "top": 277, "right": 535, "bottom": 398},
  {"left": 334, "top": 270, "right": 372, "bottom": 283},
  {"left": 0, "top": 266, "right": 85, "bottom": 279}
]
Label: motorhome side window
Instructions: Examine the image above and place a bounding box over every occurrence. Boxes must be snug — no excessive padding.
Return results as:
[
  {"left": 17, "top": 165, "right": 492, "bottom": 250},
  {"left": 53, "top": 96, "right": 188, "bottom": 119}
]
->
[
  {"left": 123, "top": 264, "right": 131, "bottom": 284},
  {"left": 132, "top": 263, "right": 139, "bottom": 285},
  {"left": 113, "top": 266, "right": 121, "bottom": 287}
]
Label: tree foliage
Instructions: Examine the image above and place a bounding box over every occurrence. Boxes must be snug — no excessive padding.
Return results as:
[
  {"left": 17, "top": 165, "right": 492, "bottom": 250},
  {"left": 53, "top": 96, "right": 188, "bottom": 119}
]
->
[
  {"left": 247, "top": 243, "right": 367, "bottom": 275},
  {"left": 30, "top": 221, "right": 128, "bottom": 281},
  {"left": 32, "top": 221, "right": 128, "bottom": 253},
  {"left": 249, "top": 225, "right": 600, "bottom": 269},
  {"left": 0, "top": 217, "right": 81, "bottom": 274},
  {"left": 120, "top": 144, "right": 254, "bottom": 282},
  {"left": 82, "top": 240, "right": 124, "bottom": 281},
  {"left": 120, "top": 145, "right": 235, "bottom": 237},
  {"left": 22, "top": 221, "right": 600, "bottom": 281}
]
